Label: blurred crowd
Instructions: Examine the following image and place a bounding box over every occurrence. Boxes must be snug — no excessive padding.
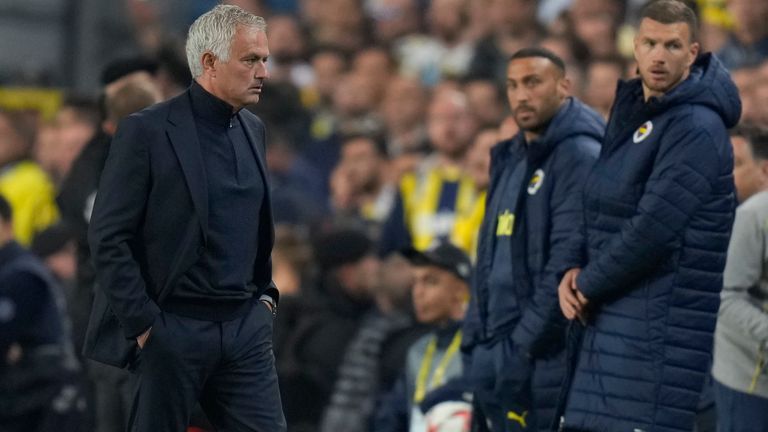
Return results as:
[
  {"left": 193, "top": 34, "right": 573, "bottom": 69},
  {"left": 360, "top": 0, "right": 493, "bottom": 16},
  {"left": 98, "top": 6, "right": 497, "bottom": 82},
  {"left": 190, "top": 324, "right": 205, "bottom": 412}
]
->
[{"left": 1, "top": 0, "right": 768, "bottom": 431}]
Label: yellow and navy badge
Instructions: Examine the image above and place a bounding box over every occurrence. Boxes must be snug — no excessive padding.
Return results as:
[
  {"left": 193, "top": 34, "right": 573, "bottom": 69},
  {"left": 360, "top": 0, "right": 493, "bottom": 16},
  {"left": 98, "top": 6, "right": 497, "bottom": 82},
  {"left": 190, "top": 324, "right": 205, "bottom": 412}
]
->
[
  {"left": 527, "top": 169, "right": 545, "bottom": 195},
  {"left": 496, "top": 210, "right": 515, "bottom": 236},
  {"left": 633, "top": 121, "right": 653, "bottom": 143}
]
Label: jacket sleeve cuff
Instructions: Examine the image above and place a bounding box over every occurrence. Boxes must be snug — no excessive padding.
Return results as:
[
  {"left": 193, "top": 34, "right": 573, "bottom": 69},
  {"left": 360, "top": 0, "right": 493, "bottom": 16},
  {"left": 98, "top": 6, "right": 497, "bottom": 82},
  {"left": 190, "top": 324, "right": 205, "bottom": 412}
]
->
[
  {"left": 123, "top": 300, "right": 161, "bottom": 339},
  {"left": 576, "top": 267, "right": 609, "bottom": 303},
  {"left": 262, "top": 282, "right": 280, "bottom": 306}
]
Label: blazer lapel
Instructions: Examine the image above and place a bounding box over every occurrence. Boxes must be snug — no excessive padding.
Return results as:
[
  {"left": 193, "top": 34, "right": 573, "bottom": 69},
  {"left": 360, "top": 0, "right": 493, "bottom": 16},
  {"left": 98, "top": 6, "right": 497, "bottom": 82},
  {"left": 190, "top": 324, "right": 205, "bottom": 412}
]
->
[
  {"left": 239, "top": 112, "right": 275, "bottom": 246},
  {"left": 167, "top": 94, "right": 208, "bottom": 242},
  {"left": 238, "top": 112, "right": 270, "bottom": 200}
]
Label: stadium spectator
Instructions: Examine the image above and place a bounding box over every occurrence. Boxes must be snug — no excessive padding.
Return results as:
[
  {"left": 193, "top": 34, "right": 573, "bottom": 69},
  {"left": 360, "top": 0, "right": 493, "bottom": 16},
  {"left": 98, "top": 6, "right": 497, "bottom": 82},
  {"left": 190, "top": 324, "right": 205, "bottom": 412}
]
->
[
  {"left": 718, "top": 0, "right": 768, "bottom": 69},
  {"left": 0, "top": 110, "right": 59, "bottom": 246},
  {"left": 583, "top": 56, "right": 626, "bottom": 120},
  {"left": 0, "top": 194, "right": 85, "bottom": 432},
  {"left": 278, "top": 229, "right": 378, "bottom": 429},
  {"left": 375, "top": 242, "right": 472, "bottom": 432},
  {"left": 330, "top": 134, "right": 396, "bottom": 237},
  {"left": 380, "top": 75, "right": 430, "bottom": 156},
  {"left": 379, "top": 88, "right": 481, "bottom": 256},
  {"left": 320, "top": 252, "right": 427, "bottom": 432},
  {"left": 468, "top": 0, "right": 544, "bottom": 83}
]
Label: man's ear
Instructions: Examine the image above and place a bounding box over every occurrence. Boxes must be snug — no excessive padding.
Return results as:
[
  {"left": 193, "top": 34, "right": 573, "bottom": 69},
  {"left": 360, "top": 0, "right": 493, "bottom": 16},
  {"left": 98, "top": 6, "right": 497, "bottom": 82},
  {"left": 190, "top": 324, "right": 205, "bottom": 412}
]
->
[
  {"left": 687, "top": 42, "right": 700, "bottom": 68},
  {"left": 202, "top": 52, "right": 217, "bottom": 75},
  {"left": 558, "top": 76, "right": 572, "bottom": 98}
]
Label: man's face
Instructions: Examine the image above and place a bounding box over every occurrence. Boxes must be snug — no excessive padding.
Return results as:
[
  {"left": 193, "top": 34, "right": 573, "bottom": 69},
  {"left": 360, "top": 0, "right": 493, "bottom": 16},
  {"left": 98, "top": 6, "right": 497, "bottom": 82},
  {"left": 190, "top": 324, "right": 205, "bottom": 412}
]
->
[
  {"left": 427, "top": 92, "right": 477, "bottom": 158},
  {"left": 340, "top": 138, "right": 382, "bottom": 193},
  {"left": 465, "top": 129, "right": 498, "bottom": 190},
  {"left": 209, "top": 26, "right": 270, "bottom": 109},
  {"left": 732, "top": 135, "right": 767, "bottom": 202},
  {"left": 634, "top": 18, "right": 699, "bottom": 100},
  {"left": 506, "top": 57, "right": 568, "bottom": 133},
  {"left": 411, "top": 265, "right": 466, "bottom": 324}
]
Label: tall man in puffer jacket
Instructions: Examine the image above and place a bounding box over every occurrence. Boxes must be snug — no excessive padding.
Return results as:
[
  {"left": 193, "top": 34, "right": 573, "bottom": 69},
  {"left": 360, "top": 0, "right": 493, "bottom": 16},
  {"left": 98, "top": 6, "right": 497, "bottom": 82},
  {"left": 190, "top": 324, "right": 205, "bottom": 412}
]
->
[
  {"left": 557, "top": 1, "right": 741, "bottom": 431},
  {"left": 712, "top": 124, "right": 768, "bottom": 432},
  {"left": 463, "top": 47, "right": 603, "bottom": 432}
]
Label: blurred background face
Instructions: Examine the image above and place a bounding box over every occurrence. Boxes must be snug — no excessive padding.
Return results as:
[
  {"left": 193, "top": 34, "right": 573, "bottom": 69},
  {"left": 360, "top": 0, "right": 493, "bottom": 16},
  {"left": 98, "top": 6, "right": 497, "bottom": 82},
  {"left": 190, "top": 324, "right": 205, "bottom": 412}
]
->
[
  {"left": 488, "top": 0, "right": 536, "bottom": 34},
  {"left": 355, "top": 255, "right": 381, "bottom": 297},
  {"left": 634, "top": 18, "right": 699, "bottom": 99},
  {"left": 382, "top": 76, "right": 427, "bottom": 132},
  {"left": 727, "top": 0, "right": 768, "bottom": 41},
  {"left": 352, "top": 48, "right": 394, "bottom": 101},
  {"left": 465, "top": 129, "right": 498, "bottom": 190},
  {"left": 427, "top": 0, "right": 465, "bottom": 41},
  {"left": 732, "top": 134, "right": 767, "bottom": 203},
  {"left": 427, "top": 90, "right": 478, "bottom": 158},
  {"left": 584, "top": 60, "right": 623, "bottom": 119},
  {"left": 267, "top": 15, "right": 306, "bottom": 65},
  {"left": 411, "top": 265, "right": 465, "bottom": 324},
  {"left": 569, "top": 0, "right": 622, "bottom": 58},
  {"left": 311, "top": 51, "right": 347, "bottom": 103},
  {"left": 314, "top": 0, "right": 366, "bottom": 51},
  {"left": 333, "top": 72, "right": 378, "bottom": 117},
  {"left": 0, "top": 113, "right": 30, "bottom": 167},
  {"left": 506, "top": 56, "right": 567, "bottom": 133},
  {"left": 465, "top": 80, "right": 505, "bottom": 128},
  {"left": 340, "top": 137, "right": 383, "bottom": 194},
  {"left": 371, "top": 0, "right": 421, "bottom": 44}
]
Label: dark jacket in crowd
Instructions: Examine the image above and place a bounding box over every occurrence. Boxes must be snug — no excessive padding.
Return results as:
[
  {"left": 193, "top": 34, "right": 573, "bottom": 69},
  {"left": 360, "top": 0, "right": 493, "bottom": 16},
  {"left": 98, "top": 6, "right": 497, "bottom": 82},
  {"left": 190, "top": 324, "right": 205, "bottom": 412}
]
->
[
  {"left": 465, "top": 97, "right": 602, "bottom": 431},
  {"left": 563, "top": 53, "right": 740, "bottom": 432},
  {"left": 0, "top": 241, "right": 80, "bottom": 420},
  {"left": 277, "top": 276, "right": 374, "bottom": 429}
]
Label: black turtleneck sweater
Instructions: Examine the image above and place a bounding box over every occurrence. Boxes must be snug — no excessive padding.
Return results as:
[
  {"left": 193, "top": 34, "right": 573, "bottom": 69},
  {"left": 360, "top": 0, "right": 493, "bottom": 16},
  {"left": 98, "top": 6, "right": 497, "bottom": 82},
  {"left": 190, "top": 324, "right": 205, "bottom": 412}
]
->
[{"left": 164, "top": 82, "right": 265, "bottom": 321}]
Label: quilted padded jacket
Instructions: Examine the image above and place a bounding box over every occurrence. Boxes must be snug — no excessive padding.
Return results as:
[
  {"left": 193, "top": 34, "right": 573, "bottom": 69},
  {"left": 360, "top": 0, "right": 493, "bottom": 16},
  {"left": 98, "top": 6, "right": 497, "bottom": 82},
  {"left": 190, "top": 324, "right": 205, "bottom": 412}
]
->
[{"left": 562, "top": 53, "right": 741, "bottom": 432}]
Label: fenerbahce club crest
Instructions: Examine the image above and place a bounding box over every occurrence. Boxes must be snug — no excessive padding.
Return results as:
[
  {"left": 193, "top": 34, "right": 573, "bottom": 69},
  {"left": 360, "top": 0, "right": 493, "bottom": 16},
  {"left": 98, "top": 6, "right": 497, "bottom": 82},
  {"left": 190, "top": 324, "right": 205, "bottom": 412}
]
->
[
  {"left": 633, "top": 121, "right": 653, "bottom": 143},
  {"left": 527, "top": 169, "right": 545, "bottom": 195}
]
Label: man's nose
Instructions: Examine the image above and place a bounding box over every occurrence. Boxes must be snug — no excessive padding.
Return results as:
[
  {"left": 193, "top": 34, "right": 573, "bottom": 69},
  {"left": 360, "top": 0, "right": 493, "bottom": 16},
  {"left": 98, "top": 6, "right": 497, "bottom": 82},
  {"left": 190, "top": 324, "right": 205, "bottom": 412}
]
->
[{"left": 257, "top": 63, "right": 270, "bottom": 79}]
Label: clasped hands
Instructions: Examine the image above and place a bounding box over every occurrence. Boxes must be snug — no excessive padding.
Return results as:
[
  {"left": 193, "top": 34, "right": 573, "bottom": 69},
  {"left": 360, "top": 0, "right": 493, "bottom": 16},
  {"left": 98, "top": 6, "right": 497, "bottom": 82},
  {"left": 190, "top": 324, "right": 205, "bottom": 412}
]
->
[{"left": 558, "top": 268, "right": 589, "bottom": 324}]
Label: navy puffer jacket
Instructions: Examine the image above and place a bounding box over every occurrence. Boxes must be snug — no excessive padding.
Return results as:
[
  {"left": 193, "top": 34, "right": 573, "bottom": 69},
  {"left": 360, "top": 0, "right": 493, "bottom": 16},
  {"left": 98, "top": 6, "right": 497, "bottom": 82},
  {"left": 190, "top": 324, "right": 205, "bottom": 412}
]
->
[
  {"left": 465, "top": 98, "right": 603, "bottom": 430},
  {"left": 563, "top": 53, "right": 740, "bottom": 432}
]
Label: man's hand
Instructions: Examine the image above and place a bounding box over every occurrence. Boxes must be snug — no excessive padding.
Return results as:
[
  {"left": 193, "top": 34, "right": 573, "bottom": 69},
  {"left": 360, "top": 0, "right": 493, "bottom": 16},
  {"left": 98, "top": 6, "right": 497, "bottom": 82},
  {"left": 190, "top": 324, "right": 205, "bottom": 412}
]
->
[
  {"left": 558, "top": 268, "right": 589, "bottom": 322},
  {"left": 137, "top": 327, "right": 152, "bottom": 349}
]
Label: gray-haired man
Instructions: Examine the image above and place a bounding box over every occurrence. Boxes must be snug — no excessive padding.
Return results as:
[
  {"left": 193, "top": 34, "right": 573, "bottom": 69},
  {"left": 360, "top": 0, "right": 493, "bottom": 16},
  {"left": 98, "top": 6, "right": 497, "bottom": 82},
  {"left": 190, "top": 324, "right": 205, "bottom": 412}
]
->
[{"left": 83, "top": 5, "right": 285, "bottom": 431}]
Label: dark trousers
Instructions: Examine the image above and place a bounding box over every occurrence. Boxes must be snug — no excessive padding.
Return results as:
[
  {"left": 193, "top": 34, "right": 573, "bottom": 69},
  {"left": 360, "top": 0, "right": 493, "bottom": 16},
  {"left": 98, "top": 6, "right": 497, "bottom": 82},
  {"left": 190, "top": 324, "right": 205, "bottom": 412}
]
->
[
  {"left": 714, "top": 379, "right": 768, "bottom": 432},
  {"left": 469, "top": 340, "right": 531, "bottom": 432},
  {"left": 128, "top": 301, "right": 286, "bottom": 432},
  {"left": 88, "top": 359, "right": 135, "bottom": 432}
]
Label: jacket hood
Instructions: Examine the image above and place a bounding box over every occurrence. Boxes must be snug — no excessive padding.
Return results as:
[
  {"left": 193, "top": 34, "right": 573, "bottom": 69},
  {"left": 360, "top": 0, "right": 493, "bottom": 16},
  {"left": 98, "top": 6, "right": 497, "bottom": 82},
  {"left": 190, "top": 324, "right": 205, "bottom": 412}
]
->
[
  {"left": 617, "top": 53, "right": 741, "bottom": 128},
  {"left": 543, "top": 97, "right": 605, "bottom": 146},
  {"left": 525, "top": 98, "right": 605, "bottom": 164}
]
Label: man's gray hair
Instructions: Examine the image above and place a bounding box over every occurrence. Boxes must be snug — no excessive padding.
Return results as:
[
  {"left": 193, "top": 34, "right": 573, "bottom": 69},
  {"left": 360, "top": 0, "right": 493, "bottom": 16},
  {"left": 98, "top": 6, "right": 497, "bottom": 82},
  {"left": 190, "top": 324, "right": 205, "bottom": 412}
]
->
[{"left": 185, "top": 5, "right": 267, "bottom": 78}]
